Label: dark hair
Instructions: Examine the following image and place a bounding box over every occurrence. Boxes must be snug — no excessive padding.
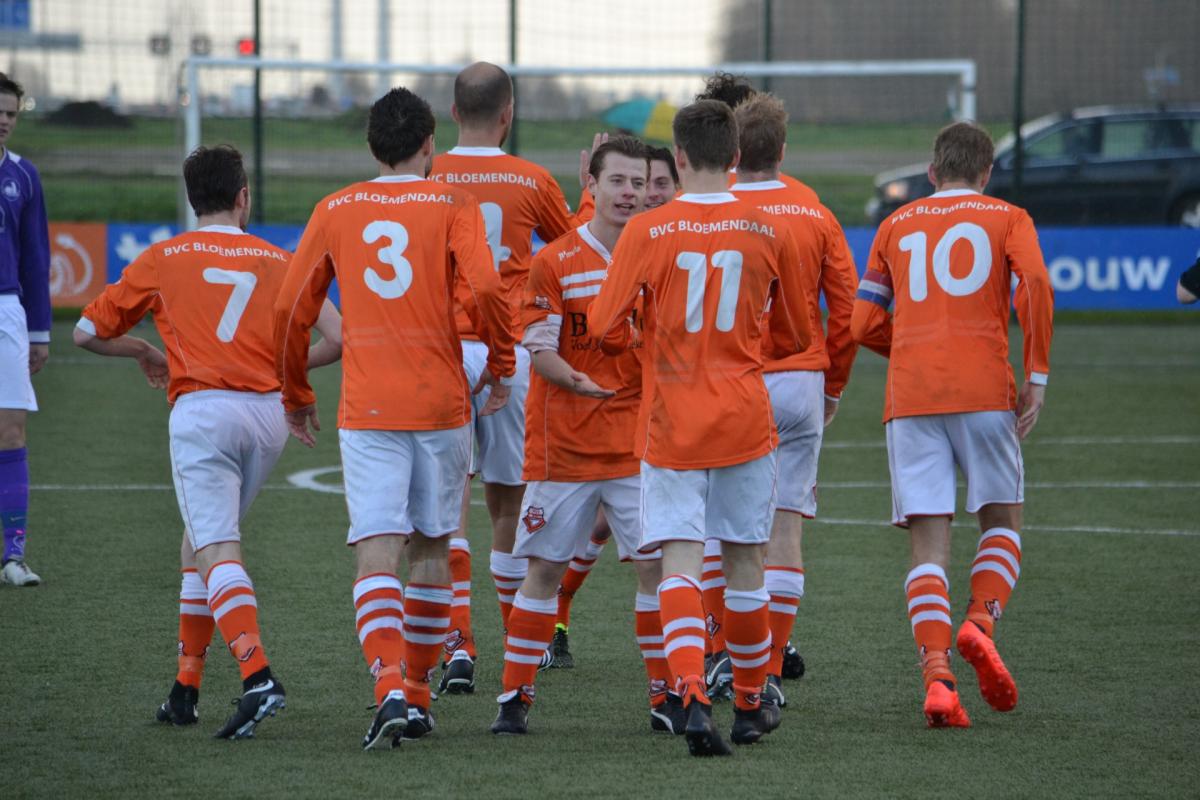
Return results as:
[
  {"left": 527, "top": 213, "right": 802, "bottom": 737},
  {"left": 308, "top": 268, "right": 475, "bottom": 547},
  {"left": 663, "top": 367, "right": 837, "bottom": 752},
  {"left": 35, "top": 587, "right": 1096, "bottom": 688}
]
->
[
  {"left": 696, "top": 72, "right": 755, "bottom": 109},
  {"left": 368, "top": 87, "right": 436, "bottom": 167},
  {"left": 672, "top": 100, "right": 739, "bottom": 172},
  {"left": 646, "top": 145, "right": 680, "bottom": 185},
  {"left": 454, "top": 62, "right": 513, "bottom": 126},
  {"left": 183, "top": 145, "right": 247, "bottom": 216},
  {"left": 0, "top": 72, "right": 24, "bottom": 102},
  {"left": 931, "top": 121, "right": 994, "bottom": 184},
  {"left": 734, "top": 93, "right": 788, "bottom": 173},
  {"left": 588, "top": 135, "right": 648, "bottom": 180}
]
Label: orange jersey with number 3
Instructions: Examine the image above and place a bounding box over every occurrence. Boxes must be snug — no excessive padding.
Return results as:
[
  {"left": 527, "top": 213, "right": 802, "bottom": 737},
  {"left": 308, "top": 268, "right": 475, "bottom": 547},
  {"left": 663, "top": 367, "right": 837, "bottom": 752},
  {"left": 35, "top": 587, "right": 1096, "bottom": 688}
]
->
[
  {"left": 851, "top": 189, "right": 1054, "bottom": 422},
  {"left": 429, "top": 148, "right": 574, "bottom": 337},
  {"left": 521, "top": 224, "right": 643, "bottom": 482},
  {"left": 586, "top": 193, "right": 813, "bottom": 470},
  {"left": 274, "top": 175, "right": 516, "bottom": 430},
  {"left": 80, "top": 226, "right": 288, "bottom": 402}
]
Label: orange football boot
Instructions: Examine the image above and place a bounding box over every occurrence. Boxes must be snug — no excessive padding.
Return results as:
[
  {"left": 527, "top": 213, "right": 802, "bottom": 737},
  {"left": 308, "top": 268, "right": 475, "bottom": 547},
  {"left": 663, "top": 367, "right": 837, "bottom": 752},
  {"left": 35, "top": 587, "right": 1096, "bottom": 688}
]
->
[
  {"left": 924, "top": 681, "right": 971, "bottom": 728},
  {"left": 956, "top": 622, "right": 1018, "bottom": 712}
]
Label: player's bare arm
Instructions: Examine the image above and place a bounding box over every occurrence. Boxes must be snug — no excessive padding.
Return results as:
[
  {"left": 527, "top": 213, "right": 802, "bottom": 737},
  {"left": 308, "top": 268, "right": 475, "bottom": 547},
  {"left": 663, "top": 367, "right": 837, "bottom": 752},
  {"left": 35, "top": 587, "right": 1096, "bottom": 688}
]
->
[
  {"left": 1015, "top": 381, "right": 1045, "bottom": 440},
  {"left": 285, "top": 404, "right": 320, "bottom": 447},
  {"left": 528, "top": 349, "right": 615, "bottom": 399},
  {"left": 73, "top": 325, "right": 169, "bottom": 390},
  {"left": 27, "top": 343, "right": 47, "bottom": 375},
  {"left": 306, "top": 298, "right": 343, "bottom": 370}
]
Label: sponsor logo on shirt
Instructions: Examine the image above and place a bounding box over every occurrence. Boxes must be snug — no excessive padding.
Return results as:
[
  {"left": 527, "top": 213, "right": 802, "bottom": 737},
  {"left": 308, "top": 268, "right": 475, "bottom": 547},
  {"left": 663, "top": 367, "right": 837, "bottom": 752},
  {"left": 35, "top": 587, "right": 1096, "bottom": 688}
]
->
[{"left": 1, "top": 178, "right": 19, "bottom": 200}]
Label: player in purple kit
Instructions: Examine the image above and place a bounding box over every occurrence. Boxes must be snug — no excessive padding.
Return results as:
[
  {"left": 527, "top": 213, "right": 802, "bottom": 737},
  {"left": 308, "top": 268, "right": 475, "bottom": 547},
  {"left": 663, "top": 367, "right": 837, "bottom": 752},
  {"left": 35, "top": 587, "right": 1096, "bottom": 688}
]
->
[{"left": 0, "top": 73, "right": 49, "bottom": 587}]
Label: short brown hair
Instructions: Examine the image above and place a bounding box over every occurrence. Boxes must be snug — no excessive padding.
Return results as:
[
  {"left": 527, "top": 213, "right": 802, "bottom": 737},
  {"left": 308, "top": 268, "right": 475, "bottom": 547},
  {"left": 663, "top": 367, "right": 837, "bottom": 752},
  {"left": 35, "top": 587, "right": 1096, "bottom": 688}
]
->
[
  {"left": 183, "top": 145, "right": 247, "bottom": 216},
  {"left": 672, "top": 100, "right": 738, "bottom": 172},
  {"left": 697, "top": 72, "right": 755, "bottom": 109},
  {"left": 647, "top": 145, "right": 679, "bottom": 185},
  {"left": 454, "top": 62, "right": 513, "bottom": 126},
  {"left": 588, "top": 135, "right": 648, "bottom": 180},
  {"left": 0, "top": 72, "right": 23, "bottom": 102},
  {"left": 734, "top": 93, "right": 787, "bottom": 173},
  {"left": 931, "top": 122, "right": 994, "bottom": 184}
]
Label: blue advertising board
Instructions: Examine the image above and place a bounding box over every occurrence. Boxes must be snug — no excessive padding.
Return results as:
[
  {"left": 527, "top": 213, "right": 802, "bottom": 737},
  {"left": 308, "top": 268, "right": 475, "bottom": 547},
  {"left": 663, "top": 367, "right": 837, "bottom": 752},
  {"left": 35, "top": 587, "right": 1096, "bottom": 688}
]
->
[
  {"left": 0, "top": 0, "right": 30, "bottom": 31},
  {"left": 104, "top": 223, "right": 1198, "bottom": 312}
]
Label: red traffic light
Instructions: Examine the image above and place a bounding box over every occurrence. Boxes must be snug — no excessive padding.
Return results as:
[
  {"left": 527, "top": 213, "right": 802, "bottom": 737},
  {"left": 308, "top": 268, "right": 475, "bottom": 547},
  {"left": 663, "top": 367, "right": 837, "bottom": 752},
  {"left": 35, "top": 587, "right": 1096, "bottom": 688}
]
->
[{"left": 237, "top": 37, "right": 256, "bottom": 57}]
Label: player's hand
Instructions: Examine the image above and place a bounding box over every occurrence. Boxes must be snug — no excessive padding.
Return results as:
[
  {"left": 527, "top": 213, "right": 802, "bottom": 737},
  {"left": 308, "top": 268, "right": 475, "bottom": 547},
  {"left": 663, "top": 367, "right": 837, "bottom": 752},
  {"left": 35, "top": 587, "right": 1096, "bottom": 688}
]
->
[
  {"left": 136, "top": 344, "right": 169, "bottom": 390},
  {"left": 473, "top": 369, "right": 511, "bottom": 416},
  {"left": 1016, "top": 381, "right": 1045, "bottom": 440},
  {"left": 579, "top": 132, "right": 609, "bottom": 188},
  {"left": 286, "top": 404, "right": 321, "bottom": 448},
  {"left": 568, "top": 370, "right": 616, "bottom": 399},
  {"left": 823, "top": 396, "right": 839, "bottom": 427},
  {"left": 28, "top": 343, "right": 48, "bottom": 375}
]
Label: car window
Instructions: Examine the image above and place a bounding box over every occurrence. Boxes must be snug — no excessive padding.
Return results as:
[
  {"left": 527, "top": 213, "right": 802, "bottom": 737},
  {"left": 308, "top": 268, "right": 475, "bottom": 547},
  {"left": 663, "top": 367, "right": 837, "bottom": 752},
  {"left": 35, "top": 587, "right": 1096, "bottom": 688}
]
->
[
  {"left": 1024, "top": 121, "right": 1099, "bottom": 161},
  {"left": 1099, "top": 118, "right": 1196, "bottom": 159}
]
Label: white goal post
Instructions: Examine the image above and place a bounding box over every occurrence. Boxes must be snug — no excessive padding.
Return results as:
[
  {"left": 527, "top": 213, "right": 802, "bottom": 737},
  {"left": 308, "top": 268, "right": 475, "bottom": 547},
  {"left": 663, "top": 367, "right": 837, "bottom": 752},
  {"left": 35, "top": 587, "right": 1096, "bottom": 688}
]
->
[{"left": 179, "top": 56, "right": 976, "bottom": 227}]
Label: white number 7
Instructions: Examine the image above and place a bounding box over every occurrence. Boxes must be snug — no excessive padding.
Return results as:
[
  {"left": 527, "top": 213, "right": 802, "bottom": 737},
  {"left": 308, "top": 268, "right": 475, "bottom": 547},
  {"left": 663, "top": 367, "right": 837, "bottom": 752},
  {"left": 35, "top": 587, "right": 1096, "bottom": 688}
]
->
[{"left": 202, "top": 267, "right": 258, "bottom": 343}]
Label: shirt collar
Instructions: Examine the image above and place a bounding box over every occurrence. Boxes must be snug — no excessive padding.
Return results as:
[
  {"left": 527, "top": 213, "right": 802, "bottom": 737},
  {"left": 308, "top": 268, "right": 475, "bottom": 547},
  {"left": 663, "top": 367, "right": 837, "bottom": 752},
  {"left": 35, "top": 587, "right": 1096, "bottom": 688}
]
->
[
  {"left": 370, "top": 174, "right": 425, "bottom": 183},
  {"left": 677, "top": 192, "right": 737, "bottom": 205},
  {"left": 197, "top": 224, "right": 245, "bottom": 235},
  {"left": 929, "top": 188, "right": 980, "bottom": 198},
  {"left": 577, "top": 223, "right": 612, "bottom": 264},
  {"left": 447, "top": 146, "right": 506, "bottom": 157},
  {"left": 731, "top": 180, "right": 786, "bottom": 192}
]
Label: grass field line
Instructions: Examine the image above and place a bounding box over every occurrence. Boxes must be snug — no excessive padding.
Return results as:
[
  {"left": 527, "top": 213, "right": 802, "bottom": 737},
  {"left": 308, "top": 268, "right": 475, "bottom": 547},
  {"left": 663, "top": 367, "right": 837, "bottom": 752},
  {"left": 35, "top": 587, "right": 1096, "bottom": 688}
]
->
[
  {"left": 818, "top": 517, "right": 1200, "bottom": 538},
  {"left": 824, "top": 434, "right": 1200, "bottom": 448}
]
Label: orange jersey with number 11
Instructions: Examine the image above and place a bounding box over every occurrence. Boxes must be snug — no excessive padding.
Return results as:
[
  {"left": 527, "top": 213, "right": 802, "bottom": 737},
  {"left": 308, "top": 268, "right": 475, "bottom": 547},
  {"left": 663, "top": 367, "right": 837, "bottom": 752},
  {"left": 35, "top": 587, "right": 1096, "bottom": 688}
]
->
[{"left": 80, "top": 225, "right": 288, "bottom": 402}]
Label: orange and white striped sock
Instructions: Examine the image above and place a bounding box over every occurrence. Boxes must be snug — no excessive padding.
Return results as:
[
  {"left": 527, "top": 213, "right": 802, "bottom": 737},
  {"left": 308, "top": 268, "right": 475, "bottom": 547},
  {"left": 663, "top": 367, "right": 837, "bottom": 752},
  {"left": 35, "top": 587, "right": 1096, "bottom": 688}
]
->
[
  {"left": 176, "top": 568, "right": 214, "bottom": 689},
  {"left": 764, "top": 566, "right": 804, "bottom": 678},
  {"left": 555, "top": 535, "right": 606, "bottom": 630},
  {"left": 402, "top": 583, "right": 452, "bottom": 708},
  {"left": 499, "top": 592, "right": 557, "bottom": 704},
  {"left": 353, "top": 573, "right": 405, "bottom": 706},
  {"left": 635, "top": 592, "right": 671, "bottom": 708},
  {"left": 205, "top": 561, "right": 270, "bottom": 684},
  {"left": 906, "top": 563, "right": 955, "bottom": 688},
  {"left": 658, "top": 574, "right": 708, "bottom": 706},
  {"left": 445, "top": 537, "right": 477, "bottom": 660},
  {"left": 724, "top": 587, "right": 772, "bottom": 711},
  {"left": 490, "top": 550, "right": 527, "bottom": 630},
  {"left": 966, "top": 528, "right": 1022, "bottom": 638},
  {"left": 701, "top": 539, "right": 727, "bottom": 656}
]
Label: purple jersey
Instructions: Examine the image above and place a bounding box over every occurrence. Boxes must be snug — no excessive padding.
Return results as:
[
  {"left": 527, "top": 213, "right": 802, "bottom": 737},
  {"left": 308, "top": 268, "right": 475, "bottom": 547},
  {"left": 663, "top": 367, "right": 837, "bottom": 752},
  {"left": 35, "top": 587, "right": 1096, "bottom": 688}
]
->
[{"left": 0, "top": 149, "right": 50, "bottom": 342}]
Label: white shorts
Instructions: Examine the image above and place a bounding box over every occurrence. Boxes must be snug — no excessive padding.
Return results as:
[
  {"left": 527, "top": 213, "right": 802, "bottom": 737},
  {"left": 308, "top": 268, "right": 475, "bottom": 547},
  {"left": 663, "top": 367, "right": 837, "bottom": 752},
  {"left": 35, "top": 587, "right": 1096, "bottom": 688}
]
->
[
  {"left": 513, "top": 475, "right": 659, "bottom": 563},
  {"left": 168, "top": 390, "right": 288, "bottom": 551},
  {"left": 765, "top": 370, "right": 824, "bottom": 517},
  {"left": 339, "top": 425, "right": 471, "bottom": 543},
  {"left": 461, "top": 339, "right": 529, "bottom": 486},
  {"left": 886, "top": 411, "right": 1024, "bottom": 526},
  {"left": 0, "top": 296, "right": 36, "bottom": 411},
  {"left": 639, "top": 452, "right": 779, "bottom": 551}
]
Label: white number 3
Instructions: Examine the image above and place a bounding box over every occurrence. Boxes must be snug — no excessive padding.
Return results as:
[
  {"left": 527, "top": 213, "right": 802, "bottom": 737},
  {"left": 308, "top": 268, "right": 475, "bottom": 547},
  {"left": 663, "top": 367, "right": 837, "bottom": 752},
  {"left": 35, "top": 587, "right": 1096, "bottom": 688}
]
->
[
  {"left": 363, "top": 220, "right": 414, "bottom": 299},
  {"left": 202, "top": 268, "right": 258, "bottom": 343}
]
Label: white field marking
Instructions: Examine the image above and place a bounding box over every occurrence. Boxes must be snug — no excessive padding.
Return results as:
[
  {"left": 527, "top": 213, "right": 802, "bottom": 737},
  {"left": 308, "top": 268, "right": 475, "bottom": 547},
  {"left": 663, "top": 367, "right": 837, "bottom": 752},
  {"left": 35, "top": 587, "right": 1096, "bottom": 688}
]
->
[
  {"left": 824, "top": 434, "right": 1200, "bottom": 450},
  {"left": 815, "top": 517, "right": 1200, "bottom": 538},
  {"left": 818, "top": 481, "right": 1200, "bottom": 489}
]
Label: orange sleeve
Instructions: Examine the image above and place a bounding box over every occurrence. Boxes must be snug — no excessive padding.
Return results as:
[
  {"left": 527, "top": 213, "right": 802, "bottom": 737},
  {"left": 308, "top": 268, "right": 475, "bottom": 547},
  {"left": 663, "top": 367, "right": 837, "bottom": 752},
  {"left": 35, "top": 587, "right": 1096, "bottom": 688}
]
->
[
  {"left": 770, "top": 228, "right": 814, "bottom": 355},
  {"left": 522, "top": 249, "right": 563, "bottom": 332},
  {"left": 586, "top": 223, "right": 646, "bottom": 345},
  {"left": 81, "top": 249, "right": 160, "bottom": 338},
  {"left": 1008, "top": 209, "right": 1054, "bottom": 384},
  {"left": 274, "top": 209, "right": 335, "bottom": 412},
  {"left": 850, "top": 227, "right": 894, "bottom": 357},
  {"left": 819, "top": 215, "right": 861, "bottom": 397},
  {"left": 536, "top": 174, "right": 575, "bottom": 244},
  {"left": 572, "top": 188, "right": 595, "bottom": 226},
  {"left": 454, "top": 199, "right": 517, "bottom": 380}
]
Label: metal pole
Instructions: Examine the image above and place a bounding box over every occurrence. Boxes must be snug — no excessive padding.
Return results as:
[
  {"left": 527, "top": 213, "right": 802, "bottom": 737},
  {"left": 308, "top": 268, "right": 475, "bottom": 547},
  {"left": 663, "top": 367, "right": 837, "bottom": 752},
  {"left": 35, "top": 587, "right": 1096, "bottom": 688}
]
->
[
  {"left": 1011, "top": 0, "right": 1026, "bottom": 205},
  {"left": 508, "top": 0, "right": 518, "bottom": 155},
  {"left": 762, "top": 0, "right": 773, "bottom": 93},
  {"left": 377, "top": 0, "right": 390, "bottom": 99},
  {"left": 330, "top": 0, "right": 344, "bottom": 107},
  {"left": 252, "top": 0, "right": 264, "bottom": 224},
  {"left": 183, "top": 60, "right": 201, "bottom": 230}
]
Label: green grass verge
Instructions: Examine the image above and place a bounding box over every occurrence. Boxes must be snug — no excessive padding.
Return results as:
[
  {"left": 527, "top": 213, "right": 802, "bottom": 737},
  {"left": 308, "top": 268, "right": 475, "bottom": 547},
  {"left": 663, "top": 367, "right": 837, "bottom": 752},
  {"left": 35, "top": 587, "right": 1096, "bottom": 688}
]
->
[{"left": 3, "top": 320, "right": 1198, "bottom": 797}]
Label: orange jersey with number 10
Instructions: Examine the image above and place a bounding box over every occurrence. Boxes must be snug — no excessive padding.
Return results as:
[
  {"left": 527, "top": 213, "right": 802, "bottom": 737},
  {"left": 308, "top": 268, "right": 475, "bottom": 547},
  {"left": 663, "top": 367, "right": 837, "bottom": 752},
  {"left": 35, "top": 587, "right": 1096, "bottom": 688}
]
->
[
  {"left": 429, "top": 147, "right": 574, "bottom": 338},
  {"left": 587, "top": 193, "right": 813, "bottom": 470},
  {"left": 274, "top": 175, "right": 516, "bottom": 431},
  {"left": 80, "top": 225, "right": 288, "bottom": 402},
  {"left": 851, "top": 189, "right": 1054, "bottom": 422}
]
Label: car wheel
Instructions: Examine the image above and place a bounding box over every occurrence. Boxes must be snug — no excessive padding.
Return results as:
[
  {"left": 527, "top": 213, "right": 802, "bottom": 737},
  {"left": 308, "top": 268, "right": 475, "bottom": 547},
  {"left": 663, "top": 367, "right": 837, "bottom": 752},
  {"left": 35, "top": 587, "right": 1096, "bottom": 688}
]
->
[{"left": 1171, "top": 194, "right": 1200, "bottom": 227}]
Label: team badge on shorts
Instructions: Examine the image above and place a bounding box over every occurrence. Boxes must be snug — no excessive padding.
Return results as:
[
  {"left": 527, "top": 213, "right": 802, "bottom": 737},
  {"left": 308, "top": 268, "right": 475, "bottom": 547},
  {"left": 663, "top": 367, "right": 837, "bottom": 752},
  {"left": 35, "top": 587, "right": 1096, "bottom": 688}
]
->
[{"left": 523, "top": 506, "right": 547, "bottom": 532}]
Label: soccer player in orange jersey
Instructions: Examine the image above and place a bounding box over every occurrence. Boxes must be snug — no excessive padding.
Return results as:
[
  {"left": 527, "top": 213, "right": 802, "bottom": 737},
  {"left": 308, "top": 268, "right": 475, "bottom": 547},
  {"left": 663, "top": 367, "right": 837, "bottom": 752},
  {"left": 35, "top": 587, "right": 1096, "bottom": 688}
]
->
[
  {"left": 274, "top": 87, "right": 517, "bottom": 749},
  {"left": 851, "top": 122, "right": 1054, "bottom": 729},
  {"left": 549, "top": 142, "right": 680, "bottom": 669},
  {"left": 730, "top": 93, "right": 871, "bottom": 709},
  {"left": 74, "top": 145, "right": 304, "bottom": 739},
  {"left": 588, "top": 101, "right": 813, "bottom": 756},
  {"left": 490, "top": 136, "right": 684, "bottom": 736},
  {"left": 427, "top": 63, "right": 575, "bottom": 694}
]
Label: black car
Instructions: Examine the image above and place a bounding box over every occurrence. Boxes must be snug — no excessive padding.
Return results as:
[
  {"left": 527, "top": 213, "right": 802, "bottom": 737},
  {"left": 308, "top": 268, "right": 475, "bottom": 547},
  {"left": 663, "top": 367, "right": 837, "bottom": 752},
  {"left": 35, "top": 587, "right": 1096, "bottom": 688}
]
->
[{"left": 866, "top": 106, "right": 1200, "bottom": 226}]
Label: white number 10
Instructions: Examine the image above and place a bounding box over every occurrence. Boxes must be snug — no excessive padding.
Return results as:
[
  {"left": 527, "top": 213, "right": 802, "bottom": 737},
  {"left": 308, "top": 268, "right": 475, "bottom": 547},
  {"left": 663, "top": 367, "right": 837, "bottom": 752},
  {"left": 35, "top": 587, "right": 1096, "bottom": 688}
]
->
[
  {"left": 675, "top": 250, "right": 743, "bottom": 333},
  {"left": 899, "top": 222, "right": 992, "bottom": 302}
]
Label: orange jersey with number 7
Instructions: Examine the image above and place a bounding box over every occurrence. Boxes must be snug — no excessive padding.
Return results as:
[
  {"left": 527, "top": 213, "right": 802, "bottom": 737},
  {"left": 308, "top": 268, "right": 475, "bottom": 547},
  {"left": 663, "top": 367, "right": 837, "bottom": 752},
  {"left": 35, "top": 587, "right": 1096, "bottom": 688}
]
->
[
  {"left": 586, "top": 193, "right": 813, "bottom": 470},
  {"left": 850, "top": 189, "right": 1054, "bottom": 422},
  {"left": 79, "top": 225, "right": 289, "bottom": 402},
  {"left": 274, "top": 175, "right": 517, "bottom": 430}
]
